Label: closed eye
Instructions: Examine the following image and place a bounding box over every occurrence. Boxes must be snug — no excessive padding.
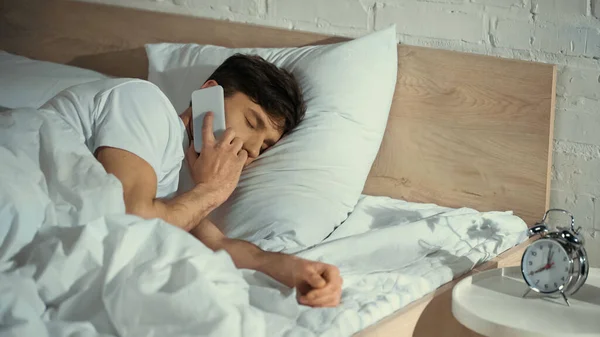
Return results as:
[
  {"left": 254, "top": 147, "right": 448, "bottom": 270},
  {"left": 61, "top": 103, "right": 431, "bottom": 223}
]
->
[{"left": 245, "top": 117, "right": 255, "bottom": 130}]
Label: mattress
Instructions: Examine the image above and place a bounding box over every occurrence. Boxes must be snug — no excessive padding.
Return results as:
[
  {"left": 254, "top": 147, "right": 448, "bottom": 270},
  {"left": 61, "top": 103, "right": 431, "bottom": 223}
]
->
[
  {"left": 0, "top": 55, "right": 529, "bottom": 335},
  {"left": 0, "top": 107, "right": 528, "bottom": 337}
]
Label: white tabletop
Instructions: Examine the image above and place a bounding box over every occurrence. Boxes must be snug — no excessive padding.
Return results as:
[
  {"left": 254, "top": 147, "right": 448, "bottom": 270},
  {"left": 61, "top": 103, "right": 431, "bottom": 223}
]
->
[{"left": 452, "top": 266, "right": 600, "bottom": 337}]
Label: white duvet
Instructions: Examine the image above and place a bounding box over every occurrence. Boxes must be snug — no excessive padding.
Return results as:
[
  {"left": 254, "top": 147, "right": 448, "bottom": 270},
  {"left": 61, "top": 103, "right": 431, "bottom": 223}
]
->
[{"left": 0, "top": 109, "right": 528, "bottom": 337}]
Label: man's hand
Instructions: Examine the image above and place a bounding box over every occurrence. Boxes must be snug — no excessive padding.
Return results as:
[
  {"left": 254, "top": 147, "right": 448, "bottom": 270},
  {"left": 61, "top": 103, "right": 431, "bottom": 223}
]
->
[
  {"left": 291, "top": 258, "right": 343, "bottom": 308},
  {"left": 259, "top": 254, "right": 343, "bottom": 307},
  {"left": 186, "top": 112, "right": 248, "bottom": 204}
]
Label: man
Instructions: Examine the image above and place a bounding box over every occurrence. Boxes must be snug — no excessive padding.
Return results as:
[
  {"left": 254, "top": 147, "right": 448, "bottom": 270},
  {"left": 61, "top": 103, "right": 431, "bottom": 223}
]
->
[{"left": 43, "top": 54, "right": 342, "bottom": 308}]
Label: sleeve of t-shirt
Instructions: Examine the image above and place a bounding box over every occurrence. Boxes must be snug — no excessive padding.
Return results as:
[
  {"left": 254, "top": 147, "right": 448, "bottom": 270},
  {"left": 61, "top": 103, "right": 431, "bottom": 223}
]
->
[{"left": 91, "top": 80, "right": 180, "bottom": 178}]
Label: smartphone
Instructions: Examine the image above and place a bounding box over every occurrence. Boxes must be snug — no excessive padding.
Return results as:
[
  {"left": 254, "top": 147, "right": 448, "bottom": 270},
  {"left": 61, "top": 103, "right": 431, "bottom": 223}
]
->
[{"left": 191, "top": 85, "right": 227, "bottom": 153}]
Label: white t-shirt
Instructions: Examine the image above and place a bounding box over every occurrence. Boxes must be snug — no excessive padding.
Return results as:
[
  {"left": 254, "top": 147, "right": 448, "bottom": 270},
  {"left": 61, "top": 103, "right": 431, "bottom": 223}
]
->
[{"left": 40, "top": 78, "right": 185, "bottom": 198}]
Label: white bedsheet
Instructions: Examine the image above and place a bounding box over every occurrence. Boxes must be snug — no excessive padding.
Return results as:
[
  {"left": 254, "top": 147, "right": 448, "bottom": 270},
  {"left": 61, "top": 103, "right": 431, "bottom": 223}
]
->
[
  {"left": 0, "top": 108, "right": 528, "bottom": 337},
  {"left": 281, "top": 196, "right": 528, "bottom": 335}
]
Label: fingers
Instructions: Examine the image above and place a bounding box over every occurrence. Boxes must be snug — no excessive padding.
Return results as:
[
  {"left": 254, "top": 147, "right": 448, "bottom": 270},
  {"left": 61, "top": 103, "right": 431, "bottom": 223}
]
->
[
  {"left": 201, "top": 112, "right": 216, "bottom": 145},
  {"left": 208, "top": 126, "right": 248, "bottom": 165},
  {"left": 220, "top": 128, "right": 236, "bottom": 146},
  {"left": 302, "top": 283, "right": 339, "bottom": 303},
  {"left": 185, "top": 143, "right": 199, "bottom": 164},
  {"left": 305, "top": 269, "right": 327, "bottom": 289},
  {"left": 231, "top": 137, "right": 244, "bottom": 153},
  {"left": 300, "top": 265, "right": 342, "bottom": 301},
  {"left": 303, "top": 276, "right": 342, "bottom": 301},
  {"left": 298, "top": 277, "right": 342, "bottom": 307},
  {"left": 237, "top": 149, "right": 248, "bottom": 164},
  {"left": 299, "top": 291, "right": 341, "bottom": 307},
  {"left": 230, "top": 137, "right": 248, "bottom": 164},
  {"left": 292, "top": 261, "right": 343, "bottom": 307},
  {"left": 323, "top": 265, "right": 342, "bottom": 284}
]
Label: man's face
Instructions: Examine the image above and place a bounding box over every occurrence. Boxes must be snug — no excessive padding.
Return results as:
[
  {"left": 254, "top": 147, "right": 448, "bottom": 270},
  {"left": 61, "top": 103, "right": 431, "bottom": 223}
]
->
[
  {"left": 223, "top": 90, "right": 283, "bottom": 166},
  {"left": 183, "top": 80, "right": 283, "bottom": 167}
]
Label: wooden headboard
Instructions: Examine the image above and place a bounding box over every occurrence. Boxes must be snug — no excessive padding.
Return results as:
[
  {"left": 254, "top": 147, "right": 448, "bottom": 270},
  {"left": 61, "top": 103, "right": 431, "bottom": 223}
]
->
[{"left": 0, "top": 0, "right": 556, "bottom": 225}]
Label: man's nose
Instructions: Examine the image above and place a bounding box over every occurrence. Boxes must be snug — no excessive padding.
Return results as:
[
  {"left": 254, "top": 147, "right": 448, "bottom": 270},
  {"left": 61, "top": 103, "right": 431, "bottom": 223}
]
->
[
  {"left": 245, "top": 146, "right": 260, "bottom": 160},
  {"left": 245, "top": 138, "right": 262, "bottom": 159},
  {"left": 243, "top": 147, "right": 259, "bottom": 166}
]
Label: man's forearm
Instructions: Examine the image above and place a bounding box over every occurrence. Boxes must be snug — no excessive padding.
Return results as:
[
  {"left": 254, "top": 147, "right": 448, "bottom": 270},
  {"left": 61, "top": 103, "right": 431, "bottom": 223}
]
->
[
  {"left": 190, "top": 219, "right": 343, "bottom": 308},
  {"left": 190, "top": 218, "right": 296, "bottom": 288},
  {"left": 148, "top": 184, "right": 221, "bottom": 232},
  {"left": 221, "top": 239, "right": 295, "bottom": 287},
  {"left": 95, "top": 146, "right": 228, "bottom": 232}
]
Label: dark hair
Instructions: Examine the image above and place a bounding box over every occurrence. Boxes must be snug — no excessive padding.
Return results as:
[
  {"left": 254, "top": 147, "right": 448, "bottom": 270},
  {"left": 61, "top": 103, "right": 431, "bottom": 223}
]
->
[{"left": 206, "top": 54, "right": 306, "bottom": 135}]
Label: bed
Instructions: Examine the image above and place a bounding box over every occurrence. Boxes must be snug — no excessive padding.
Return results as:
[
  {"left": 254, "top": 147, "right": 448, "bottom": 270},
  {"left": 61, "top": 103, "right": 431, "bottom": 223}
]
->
[{"left": 0, "top": 0, "right": 556, "bottom": 336}]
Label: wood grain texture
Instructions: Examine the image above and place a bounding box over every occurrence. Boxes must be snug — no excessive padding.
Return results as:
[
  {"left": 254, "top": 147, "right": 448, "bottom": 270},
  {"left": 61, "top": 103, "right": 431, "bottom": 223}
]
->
[
  {"left": 0, "top": 0, "right": 343, "bottom": 78},
  {"left": 0, "top": 0, "right": 555, "bottom": 227},
  {"left": 364, "top": 46, "right": 555, "bottom": 226}
]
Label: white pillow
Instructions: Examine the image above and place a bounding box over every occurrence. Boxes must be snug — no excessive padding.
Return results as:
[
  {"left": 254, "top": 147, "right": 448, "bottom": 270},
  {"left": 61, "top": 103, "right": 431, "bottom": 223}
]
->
[
  {"left": 145, "top": 26, "right": 398, "bottom": 250},
  {"left": 0, "top": 51, "right": 108, "bottom": 110}
]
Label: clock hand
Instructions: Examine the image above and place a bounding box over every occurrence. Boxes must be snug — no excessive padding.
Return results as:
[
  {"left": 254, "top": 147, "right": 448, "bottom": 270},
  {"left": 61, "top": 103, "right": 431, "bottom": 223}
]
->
[
  {"left": 547, "top": 246, "right": 553, "bottom": 265},
  {"left": 529, "top": 265, "right": 548, "bottom": 275},
  {"left": 529, "top": 262, "right": 555, "bottom": 276}
]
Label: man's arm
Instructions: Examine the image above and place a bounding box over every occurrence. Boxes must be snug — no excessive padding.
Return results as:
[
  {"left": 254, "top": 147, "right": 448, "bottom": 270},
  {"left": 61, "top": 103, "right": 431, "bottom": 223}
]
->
[
  {"left": 95, "top": 113, "right": 247, "bottom": 232},
  {"left": 96, "top": 147, "right": 220, "bottom": 231},
  {"left": 190, "top": 218, "right": 343, "bottom": 307}
]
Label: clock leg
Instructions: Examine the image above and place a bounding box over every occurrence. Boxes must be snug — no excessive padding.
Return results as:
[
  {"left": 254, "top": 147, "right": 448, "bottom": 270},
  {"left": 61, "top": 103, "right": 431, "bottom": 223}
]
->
[
  {"left": 560, "top": 290, "right": 570, "bottom": 307},
  {"left": 522, "top": 288, "right": 531, "bottom": 298}
]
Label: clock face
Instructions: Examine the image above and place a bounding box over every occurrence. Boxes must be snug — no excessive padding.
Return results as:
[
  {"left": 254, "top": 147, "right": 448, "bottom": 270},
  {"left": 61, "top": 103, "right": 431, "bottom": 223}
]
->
[{"left": 522, "top": 239, "right": 571, "bottom": 293}]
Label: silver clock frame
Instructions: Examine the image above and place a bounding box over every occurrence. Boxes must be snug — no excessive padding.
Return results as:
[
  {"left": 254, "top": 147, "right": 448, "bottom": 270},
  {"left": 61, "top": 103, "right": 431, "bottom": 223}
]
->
[{"left": 520, "top": 209, "right": 589, "bottom": 306}]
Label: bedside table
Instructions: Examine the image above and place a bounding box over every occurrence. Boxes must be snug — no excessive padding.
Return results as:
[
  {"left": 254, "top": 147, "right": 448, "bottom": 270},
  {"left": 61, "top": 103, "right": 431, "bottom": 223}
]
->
[{"left": 452, "top": 266, "right": 600, "bottom": 337}]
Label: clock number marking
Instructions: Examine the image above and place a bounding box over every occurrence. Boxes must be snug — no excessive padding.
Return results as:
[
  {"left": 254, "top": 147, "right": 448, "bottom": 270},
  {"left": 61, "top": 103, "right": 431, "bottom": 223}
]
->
[
  {"left": 532, "top": 251, "right": 537, "bottom": 256},
  {"left": 535, "top": 280, "right": 540, "bottom": 285},
  {"left": 544, "top": 284, "right": 548, "bottom": 289},
  {"left": 528, "top": 261, "right": 532, "bottom": 266}
]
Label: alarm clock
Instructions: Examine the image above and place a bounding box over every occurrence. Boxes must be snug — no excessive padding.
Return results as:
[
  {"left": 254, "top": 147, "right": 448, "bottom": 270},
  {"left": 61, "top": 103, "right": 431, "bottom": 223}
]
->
[{"left": 521, "top": 209, "right": 589, "bottom": 306}]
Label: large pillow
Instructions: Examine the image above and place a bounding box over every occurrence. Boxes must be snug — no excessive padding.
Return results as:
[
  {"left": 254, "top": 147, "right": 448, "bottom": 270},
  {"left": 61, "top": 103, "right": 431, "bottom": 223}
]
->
[
  {"left": 0, "top": 51, "right": 108, "bottom": 110},
  {"left": 145, "top": 26, "right": 398, "bottom": 250}
]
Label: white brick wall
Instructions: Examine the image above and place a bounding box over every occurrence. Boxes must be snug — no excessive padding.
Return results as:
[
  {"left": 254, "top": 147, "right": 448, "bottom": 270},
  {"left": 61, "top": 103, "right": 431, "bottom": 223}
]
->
[
  {"left": 472, "top": 0, "right": 525, "bottom": 8},
  {"left": 172, "top": 0, "right": 260, "bottom": 15},
  {"left": 273, "top": 0, "right": 369, "bottom": 29},
  {"left": 533, "top": 0, "right": 589, "bottom": 20},
  {"left": 375, "top": 2, "right": 485, "bottom": 43},
  {"left": 81, "top": 0, "right": 600, "bottom": 265}
]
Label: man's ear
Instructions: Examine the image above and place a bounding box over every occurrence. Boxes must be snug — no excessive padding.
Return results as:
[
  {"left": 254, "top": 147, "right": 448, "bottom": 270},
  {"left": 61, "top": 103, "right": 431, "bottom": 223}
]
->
[{"left": 201, "top": 79, "right": 219, "bottom": 89}]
